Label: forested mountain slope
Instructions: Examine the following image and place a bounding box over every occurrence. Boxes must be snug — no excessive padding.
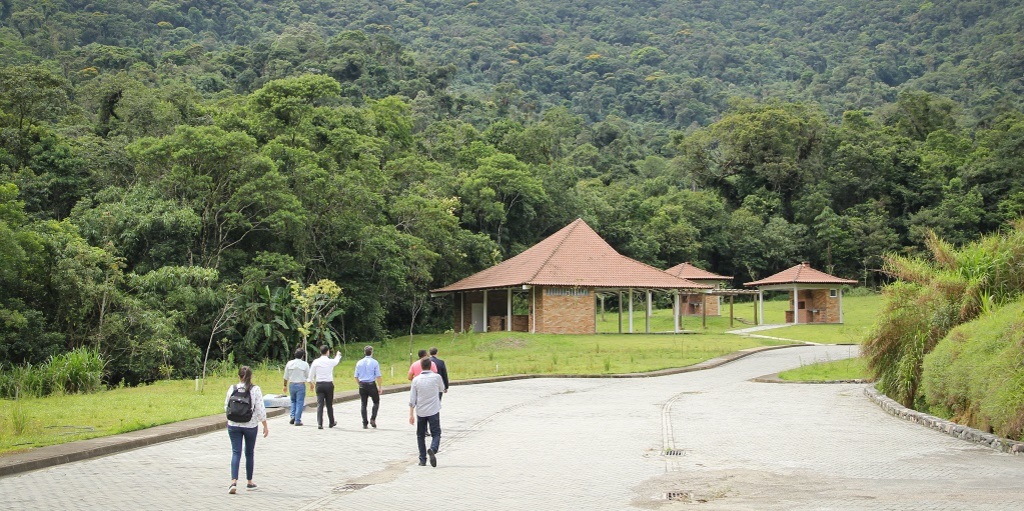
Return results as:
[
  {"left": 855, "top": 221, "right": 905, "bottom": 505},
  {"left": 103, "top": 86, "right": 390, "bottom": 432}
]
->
[
  {"left": 2, "top": 0, "right": 1021, "bottom": 125},
  {"left": 3, "top": 0, "right": 1024, "bottom": 383}
]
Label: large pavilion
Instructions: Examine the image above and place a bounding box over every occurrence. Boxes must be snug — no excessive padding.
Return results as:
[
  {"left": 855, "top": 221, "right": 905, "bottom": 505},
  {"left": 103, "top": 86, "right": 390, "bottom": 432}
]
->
[
  {"left": 431, "top": 219, "right": 711, "bottom": 334},
  {"left": 744, "top": 262, "right": 858, "bottom": 325}
]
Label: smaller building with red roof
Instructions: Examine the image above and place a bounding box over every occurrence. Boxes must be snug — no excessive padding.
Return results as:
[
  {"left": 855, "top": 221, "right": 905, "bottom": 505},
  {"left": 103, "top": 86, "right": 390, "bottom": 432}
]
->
[
  {"left": 744, "top": 262, "right": 857, "bottom": 324},
  {"left": 664, "top": 262, "right": 733, "bottom": 317}
]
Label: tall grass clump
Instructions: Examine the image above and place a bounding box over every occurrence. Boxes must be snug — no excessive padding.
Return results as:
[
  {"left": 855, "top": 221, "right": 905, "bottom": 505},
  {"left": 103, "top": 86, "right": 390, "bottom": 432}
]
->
[
  {"left": 0, "top": 363, "right": 50, "bottom": 399},
  {"left": 48, "top": 347, "right": 106, "bottom": 394},
  {"left": 864, "top": 220, "right": 1024, "bottom": 407},
  {"left": 0, "top": 348, "right": 105, "bottom": 399}
]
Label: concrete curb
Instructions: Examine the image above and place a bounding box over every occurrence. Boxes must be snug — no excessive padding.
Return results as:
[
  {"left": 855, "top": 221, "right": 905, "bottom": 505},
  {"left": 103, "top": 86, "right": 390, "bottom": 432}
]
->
[
  {"left": 0, "top": 343, "right": 806, "bottom": 477},
  {"left": 863, "top": 386, "right": 1024, "bottom": 456}
]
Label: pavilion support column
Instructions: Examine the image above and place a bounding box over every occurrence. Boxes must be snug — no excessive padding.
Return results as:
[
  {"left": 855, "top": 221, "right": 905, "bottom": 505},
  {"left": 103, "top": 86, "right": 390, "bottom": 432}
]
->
[
  {"left": 460, "top": 292, "right": 465, "bottom": 333},
  {"left": 506, "top": 288, "right": 512, "bottom": 332},
  {"left": 792, "top": 285, "right": 799, "bottom": 325},
  {"left": 839, "top": 288, "right": 844, "bottom": 324},
  {"left": 628, "top": 288, "right": 634, "bottom": 334},
  {"left": 645, "top": 290, "right": 652, "bottom": 333},
  {"left": 701, "top": 292, "right": 707, "bottom": 329},
  {"left": 617, "top": 291, "right": 623, "bottom": 334},
  {"left": 757, "top": 290, "right": 764, "bottom": 325},
  {"left": 531, "top": 287, "right": 536, "bottom": 333},
  {"left": 729, "top": 295, "right": 735, "bottom": 328},
  {"left": 483, "top": 290, "right": 488, "bottom": 333},
  {"left": 673, "top": 291, "right": 680, "bottom": 333}
]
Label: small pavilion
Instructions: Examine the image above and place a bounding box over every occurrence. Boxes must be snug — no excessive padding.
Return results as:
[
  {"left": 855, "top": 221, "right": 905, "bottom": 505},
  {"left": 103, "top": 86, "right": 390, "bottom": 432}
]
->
[
  {"left": 431, "top": 219, "right": 711, "bottom": 334},
  {"left": 664, "top": 262, "right": 733, "bottom": 317},
  {"left": 744, "top": 262, "right": 858, "bottom": 325}
]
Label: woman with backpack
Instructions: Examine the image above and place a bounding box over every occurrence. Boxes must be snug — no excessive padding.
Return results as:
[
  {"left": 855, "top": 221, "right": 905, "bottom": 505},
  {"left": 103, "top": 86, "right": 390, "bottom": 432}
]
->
[{"left": 225, "top": 366, "right": 268, "bottom": 494}]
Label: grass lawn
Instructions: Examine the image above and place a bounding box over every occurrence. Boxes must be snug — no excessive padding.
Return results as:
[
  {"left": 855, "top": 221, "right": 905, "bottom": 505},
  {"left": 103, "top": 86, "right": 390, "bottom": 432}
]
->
[
  {"left": 758, "top": 292, "right": 880, "bottom": 344},
  {"left": 0, "top": 293, "right": 883, "bottom": 455},
  {"left": 777, "top": 355, "right": 869, "bottom": 382}
]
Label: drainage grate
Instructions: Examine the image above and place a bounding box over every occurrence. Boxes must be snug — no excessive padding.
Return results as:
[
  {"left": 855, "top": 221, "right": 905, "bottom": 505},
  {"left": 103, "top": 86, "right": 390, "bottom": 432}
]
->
[
  {"left": 664, "top": 449, "right": 685, "bottom": 456},
  {"left": 333, "top": 483, "right": 371, "bottom": 493},
  {"left": 665, "top": 491, "right": 691, "bottom": 501}
]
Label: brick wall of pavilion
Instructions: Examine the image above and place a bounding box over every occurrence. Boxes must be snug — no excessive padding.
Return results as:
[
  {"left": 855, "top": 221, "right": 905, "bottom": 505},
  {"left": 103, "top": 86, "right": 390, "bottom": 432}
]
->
[
  {"left": 786, "top": 289, "right": 842, "bottom": 323},
  {"left": 534, "top": 286, "right": 595, "bottom": 334},
  {"left": 682, "top": 293, "right": 722, "bottom": 316}
]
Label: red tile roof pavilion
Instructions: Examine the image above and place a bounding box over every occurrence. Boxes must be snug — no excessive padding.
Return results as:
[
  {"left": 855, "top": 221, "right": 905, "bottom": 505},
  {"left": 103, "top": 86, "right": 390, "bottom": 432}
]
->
[
  {"left": 743, "top": 262, "right": 858, "bottom": 325},
  {"left": 432, "top": 218, "right": 710, "bottom": 293},
  {"left": 744, "top": 262, "right": 857, "bottom": 287}
]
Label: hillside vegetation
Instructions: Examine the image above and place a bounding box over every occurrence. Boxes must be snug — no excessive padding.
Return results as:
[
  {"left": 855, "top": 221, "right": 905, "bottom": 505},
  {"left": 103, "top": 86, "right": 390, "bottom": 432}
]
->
[
  {"left": 3, "top": 1, "right": 1024, "bottom": 386},
  {"left": 923, "top": 297, "right": 1024, "bottom": 439},
  {"left": 864, "top": 220, "right": 1024, "bottom": 421}
]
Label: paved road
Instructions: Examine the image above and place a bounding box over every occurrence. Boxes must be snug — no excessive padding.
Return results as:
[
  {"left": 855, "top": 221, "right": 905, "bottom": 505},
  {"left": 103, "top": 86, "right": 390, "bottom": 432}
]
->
[{"left": 2, "top": 345, "right": 1023, "bottom": 510}]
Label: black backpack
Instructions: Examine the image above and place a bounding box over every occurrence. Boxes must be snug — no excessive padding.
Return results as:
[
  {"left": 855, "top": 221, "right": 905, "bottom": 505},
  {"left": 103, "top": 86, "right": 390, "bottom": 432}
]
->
[{"left": 226, "top": 385, "right": 254, "bottom": 422}]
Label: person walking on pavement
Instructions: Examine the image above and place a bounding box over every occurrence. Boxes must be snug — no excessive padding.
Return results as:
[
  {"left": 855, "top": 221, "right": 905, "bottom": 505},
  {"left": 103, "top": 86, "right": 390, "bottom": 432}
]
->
[
  {"left": 429, "top": 347, "right": 449, "bottom": 400},
  {"left": 409, "top": 358, "right": 445, "bottom": 467},
  {"left": 354, "top": 345, "right": 383, "bottom": 429},
  {"left": 308, "top": 345, "right": 341, "bottom": 429},
  {"left": 407, "top": 349, "right": 437, "bottom": 380},
  {"left": 283, "top": 348, "right": 309, "bottom": 426},
  {"left": 225, "top": 366, "right": 268, "bottom": 494}
]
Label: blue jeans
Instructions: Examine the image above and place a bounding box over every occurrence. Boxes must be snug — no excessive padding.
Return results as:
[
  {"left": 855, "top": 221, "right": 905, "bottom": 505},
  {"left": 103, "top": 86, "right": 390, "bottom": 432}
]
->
[
  {"left": 416, "top": 412, "right": 441, "bottom": 463},
  {"left": 289, "top": 382, "right": 306, "bottom": 424},
  {"left": 228, "top": 425, "right": 258, "bottom": 481}
]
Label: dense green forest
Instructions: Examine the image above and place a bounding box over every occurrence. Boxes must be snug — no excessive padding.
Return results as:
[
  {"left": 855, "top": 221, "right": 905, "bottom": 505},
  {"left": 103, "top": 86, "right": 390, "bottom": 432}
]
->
[{"left": 3, "top": 0, "right": 1024, "bottom": 385}]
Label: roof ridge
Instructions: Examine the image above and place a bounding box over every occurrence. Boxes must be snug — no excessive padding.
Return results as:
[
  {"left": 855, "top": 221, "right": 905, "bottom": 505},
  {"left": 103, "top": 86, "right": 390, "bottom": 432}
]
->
[
  {"left": 528, "top": 218, "right": 583, "bottom": 283},
  {"left": 631, "top": 256, "right": 709, "bottom": 288}
]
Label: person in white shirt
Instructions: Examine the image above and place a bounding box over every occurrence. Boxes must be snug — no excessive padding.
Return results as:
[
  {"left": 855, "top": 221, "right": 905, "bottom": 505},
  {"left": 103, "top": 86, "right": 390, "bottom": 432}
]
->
[
  {"left": 308, "top": 344, "right": 342, "bottom": 429},
  {"left": 409, "top": 358, "right": 445, "bottom": 467},
  {"left": 282, "top": 349, "right": 309, "bottom": 426}
]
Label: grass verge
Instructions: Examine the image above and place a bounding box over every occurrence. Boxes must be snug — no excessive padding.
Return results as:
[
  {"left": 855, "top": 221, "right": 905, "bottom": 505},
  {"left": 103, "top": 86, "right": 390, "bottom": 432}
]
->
[{"left": 777, "top": 355, "right": 870, "bottom": 382}]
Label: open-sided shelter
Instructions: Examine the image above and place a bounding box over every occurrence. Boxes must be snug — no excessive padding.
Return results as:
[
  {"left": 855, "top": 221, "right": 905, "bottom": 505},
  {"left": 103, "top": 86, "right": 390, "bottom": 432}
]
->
[
  {"left": 664, "top": 262, "right": 733, "bottom": 316},
  {"left": 744, "top": 262, "right": 857, "bottom": 325},
  {"left": 431, "top": 219, "right": 711, "bottom": 334}
]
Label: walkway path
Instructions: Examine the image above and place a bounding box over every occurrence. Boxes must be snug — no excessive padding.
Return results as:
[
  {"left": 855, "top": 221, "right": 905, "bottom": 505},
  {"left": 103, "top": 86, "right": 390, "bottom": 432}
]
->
[{"left": 2, "top": 345, "right": 1023, "bottom": 510}]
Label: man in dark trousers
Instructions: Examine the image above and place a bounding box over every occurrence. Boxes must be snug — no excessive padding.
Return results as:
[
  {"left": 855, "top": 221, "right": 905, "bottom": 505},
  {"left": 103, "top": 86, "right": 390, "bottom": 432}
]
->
[
  {"left": 429, "top": 347, "right": 449, "bottom": 400},
  {"left": 308, "top": 345, "right": 341, "bottom": 429},
  {"left": 409, "top": 358, "right": 445, "bottom": 467},
  {"left": 353, "top": 345, "right": 382, "bottom": 429}
]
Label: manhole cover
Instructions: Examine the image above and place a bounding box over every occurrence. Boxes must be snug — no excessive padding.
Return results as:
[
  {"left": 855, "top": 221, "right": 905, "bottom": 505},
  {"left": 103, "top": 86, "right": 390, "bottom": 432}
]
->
[{"left": 333, "top": 483, "right": 370, "bottom": 493}]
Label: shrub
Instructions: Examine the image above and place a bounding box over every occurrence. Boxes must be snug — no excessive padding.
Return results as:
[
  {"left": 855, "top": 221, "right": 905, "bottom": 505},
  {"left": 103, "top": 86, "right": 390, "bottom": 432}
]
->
[{"left": 922, "top": 298, "right": 1024, "bottom": 439}]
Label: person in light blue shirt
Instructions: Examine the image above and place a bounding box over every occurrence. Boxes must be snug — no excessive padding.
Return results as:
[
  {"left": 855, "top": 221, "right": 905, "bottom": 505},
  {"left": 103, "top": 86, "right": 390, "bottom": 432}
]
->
[{"left": 353, "top": 345, "right": 383, "bottom": 429}]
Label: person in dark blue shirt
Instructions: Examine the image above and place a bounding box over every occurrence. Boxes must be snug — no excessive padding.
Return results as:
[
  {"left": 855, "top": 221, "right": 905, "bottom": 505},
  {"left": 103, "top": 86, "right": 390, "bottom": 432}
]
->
[
  {"left": 429, "top": 347, "right": 449, "bottom": 400},
  {"left": 353, "top": 345, "right": 382, "bottom": 428}
]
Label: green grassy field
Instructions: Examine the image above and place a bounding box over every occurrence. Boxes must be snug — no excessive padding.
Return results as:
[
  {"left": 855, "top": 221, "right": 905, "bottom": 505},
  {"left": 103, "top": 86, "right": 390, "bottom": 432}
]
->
[
  {"left": 0, "top": 293, "right": 882, "bottom": 455},
  {"left": 776, "top": 352, "right": 869, "bottom": 381}
]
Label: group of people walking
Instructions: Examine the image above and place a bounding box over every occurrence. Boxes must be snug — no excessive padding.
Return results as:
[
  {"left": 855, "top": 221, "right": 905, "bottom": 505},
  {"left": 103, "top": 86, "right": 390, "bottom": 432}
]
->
[{"left": 223, "top": 345, "right": 450, "bottom": 493}]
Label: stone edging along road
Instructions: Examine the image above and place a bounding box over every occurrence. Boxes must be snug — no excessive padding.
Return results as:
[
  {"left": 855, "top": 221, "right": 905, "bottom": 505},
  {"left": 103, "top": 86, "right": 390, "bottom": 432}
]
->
[{"left": 864, "top": 385, "right": 1024, "bottom": 455}]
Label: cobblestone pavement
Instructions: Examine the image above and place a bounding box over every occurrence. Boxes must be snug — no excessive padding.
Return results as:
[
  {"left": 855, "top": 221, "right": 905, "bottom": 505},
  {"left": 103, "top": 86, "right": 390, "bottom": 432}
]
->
[{"left": 3, "top": 344, "right": 1023, "bottom": 510}]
